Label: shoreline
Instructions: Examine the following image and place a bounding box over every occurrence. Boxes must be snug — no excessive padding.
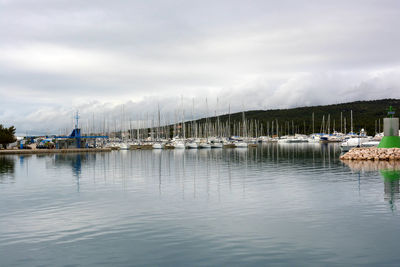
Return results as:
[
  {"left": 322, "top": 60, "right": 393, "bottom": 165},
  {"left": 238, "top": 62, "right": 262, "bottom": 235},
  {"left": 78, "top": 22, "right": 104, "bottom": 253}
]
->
[
  {"left": 0, "top": 148, "right": 112, "bottom": 155},
  {"left": 340, "top": 147, "right": 400, "bottom": 161}
]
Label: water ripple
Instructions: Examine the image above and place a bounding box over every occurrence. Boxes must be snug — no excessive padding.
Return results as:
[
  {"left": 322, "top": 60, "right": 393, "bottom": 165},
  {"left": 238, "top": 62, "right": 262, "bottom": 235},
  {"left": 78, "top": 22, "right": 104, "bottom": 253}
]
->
[{"left": 1, "top": 144, "right": 400, "bottom": 265}]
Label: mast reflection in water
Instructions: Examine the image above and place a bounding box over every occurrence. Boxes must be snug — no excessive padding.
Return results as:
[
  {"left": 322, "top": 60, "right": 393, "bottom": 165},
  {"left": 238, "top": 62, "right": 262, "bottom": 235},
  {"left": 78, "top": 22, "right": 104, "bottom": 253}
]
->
[{"left": 342, "top": 160, "right": 400, "bottom": 210}]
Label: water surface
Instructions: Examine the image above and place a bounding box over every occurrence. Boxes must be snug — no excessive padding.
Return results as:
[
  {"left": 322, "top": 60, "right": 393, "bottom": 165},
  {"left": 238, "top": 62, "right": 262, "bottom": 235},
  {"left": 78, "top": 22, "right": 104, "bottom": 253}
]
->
[{"left": 1, "top": 144, "right": 399, "bottom": 266}]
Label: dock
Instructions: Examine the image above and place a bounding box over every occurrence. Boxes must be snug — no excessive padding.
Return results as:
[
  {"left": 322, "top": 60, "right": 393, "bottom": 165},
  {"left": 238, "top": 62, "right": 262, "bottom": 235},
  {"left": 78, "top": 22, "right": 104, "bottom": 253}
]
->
[
  {"left": 130, "top": 144, "right": 153, "bottom": 150},
  {"left": 0, "top": 148, "right": 112, "bottom": 155}
]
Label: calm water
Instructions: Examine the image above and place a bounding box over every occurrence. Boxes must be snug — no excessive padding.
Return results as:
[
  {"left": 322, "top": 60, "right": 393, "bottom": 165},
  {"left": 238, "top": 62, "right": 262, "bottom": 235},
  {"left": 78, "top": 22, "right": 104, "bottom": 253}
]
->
[{"left": 1, "top": 143, "right": 400, "bottom": 266}]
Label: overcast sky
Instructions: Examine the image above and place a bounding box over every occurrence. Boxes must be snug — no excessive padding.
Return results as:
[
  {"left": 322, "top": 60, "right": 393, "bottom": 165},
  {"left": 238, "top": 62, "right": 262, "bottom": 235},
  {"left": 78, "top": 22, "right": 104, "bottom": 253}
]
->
[{"left": 1, "top": 0, "right": 400, "bottom": 133}]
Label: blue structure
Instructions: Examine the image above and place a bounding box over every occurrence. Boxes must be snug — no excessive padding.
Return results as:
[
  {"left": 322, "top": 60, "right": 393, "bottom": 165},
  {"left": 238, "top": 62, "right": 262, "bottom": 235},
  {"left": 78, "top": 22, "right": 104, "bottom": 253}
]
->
[{"left": 54, "top": 112, "right": 108, "bottom": 148}]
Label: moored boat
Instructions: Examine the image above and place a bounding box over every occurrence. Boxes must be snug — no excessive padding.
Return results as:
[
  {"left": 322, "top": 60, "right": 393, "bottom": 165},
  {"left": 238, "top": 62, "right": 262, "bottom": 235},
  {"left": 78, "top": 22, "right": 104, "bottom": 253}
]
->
[
  {"left": 199, "top": 142, "right": 211, "bottom": 149},
  {"left": 152, "top": 143, "right": 163, "bottom": 149},
  {"left": 186, "top": 142, "right": 198, "bottom": 149},
  {"left": 234, "top": 142, "right": 248, "bottom": 148},
  {"left": 173, "top": 141, "right": 185, "bottom": 149}
]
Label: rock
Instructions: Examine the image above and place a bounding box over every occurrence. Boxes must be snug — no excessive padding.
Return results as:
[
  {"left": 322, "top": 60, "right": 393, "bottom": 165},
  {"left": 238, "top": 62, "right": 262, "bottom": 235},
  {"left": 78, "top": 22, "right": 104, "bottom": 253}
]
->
[{"left": 341, "top": 147, "right": 400, "bottom": 161}]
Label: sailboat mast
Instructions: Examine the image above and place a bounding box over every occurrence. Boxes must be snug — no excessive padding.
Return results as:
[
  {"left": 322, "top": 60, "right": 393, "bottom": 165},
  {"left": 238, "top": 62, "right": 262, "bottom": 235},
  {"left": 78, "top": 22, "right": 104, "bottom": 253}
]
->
[
  {"left": 228, "top": 103, "right": 231, "bottom": 137},
  {"left": 242, "top": 110, "right": 246, "bottom": 138},
  {"left": 350, "top": 110, "right": 353, "bottom": 133},
  {"left": 157, "top": 104, "right": 161, "bottom": 140},
  {"left": 340, "top": 112, "right": 343, "bottom": 133},
  {"left": 312, "top": 112, "right": 314, "bottom": 134}
]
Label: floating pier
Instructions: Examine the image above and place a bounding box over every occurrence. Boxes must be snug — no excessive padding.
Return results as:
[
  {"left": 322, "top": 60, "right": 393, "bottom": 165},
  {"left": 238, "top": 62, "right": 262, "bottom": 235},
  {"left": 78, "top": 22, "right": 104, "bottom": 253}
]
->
[
  {"left": 130, "top": 144, "right": 153, "bottom": 150},
  {"left": 223, "top": 143, "right": 236, "bottom": 148}
]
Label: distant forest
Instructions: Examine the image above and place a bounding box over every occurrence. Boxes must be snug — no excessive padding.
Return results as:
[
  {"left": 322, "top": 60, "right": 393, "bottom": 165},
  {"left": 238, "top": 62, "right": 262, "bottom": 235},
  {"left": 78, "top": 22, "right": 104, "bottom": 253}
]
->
[{"left": 194, "top": 99, "right": 400, "bottom": 136}]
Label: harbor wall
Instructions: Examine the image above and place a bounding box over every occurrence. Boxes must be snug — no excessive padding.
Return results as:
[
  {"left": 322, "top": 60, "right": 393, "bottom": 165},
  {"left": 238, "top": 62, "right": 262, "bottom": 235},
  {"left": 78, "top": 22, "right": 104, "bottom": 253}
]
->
[{"left": 340, "top": 147, "right": 400, "bottom": 161}]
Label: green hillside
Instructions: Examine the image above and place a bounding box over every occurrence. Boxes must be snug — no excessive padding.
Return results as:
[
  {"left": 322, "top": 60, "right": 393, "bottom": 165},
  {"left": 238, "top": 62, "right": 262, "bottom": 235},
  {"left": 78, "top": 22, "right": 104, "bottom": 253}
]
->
[{"left": 197, "top": 99, "right": 400, "bottom": 136}]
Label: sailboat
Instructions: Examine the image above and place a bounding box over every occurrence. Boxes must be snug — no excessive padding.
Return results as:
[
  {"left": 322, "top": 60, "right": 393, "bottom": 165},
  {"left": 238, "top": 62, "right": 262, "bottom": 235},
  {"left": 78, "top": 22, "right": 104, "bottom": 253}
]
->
[
  {"left": 210, "top": 139, "right": 223, "bottom": 148},
  {"left": 173, "top": 140, "right": 185, "bottom": 149},
  {"left": 211, "top": 99, "right": 223, "bottom": 148},
  {"left": 186, "top": 98, "right": 198, "bottom": 149},
  {"left": 152, "top": 104, "right": 164, "bottom": 149},
  {"left": 234, "top": 110, "right": 248, "bottom": 148},
  {"left": 186, "top": 142, "right": 198, "bottom": 149},
  {"left": 199, "top": 98, "right": 211, "bottom": 148},
  {"left": 340, "top": 111, "right": 373, "bottom": 151}
]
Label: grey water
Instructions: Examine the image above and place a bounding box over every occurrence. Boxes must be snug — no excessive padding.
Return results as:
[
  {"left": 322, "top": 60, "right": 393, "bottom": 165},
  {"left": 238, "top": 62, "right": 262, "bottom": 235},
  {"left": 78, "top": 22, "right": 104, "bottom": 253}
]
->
[{"left": 1, "top": 143, "right": 400, "bottom": 266}]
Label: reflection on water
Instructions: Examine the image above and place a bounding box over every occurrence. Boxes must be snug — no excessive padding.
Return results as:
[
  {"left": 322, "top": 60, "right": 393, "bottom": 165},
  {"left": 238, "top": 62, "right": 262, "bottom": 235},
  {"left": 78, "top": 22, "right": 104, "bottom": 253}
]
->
[
  {"left": 382, "top": 169, "right": 400, "bottom": 206},
  {"left": 341, "top": 160, "right": 400, "bottom": 172},
  {"left": 0, "top": 156, "right": 15, "bottom": 182},
  {"left": 53, "top": 153, "right": 88, "bottom": 175},
  {"left": 1, "top": 144, "right": 400, "bottom": 266},
  {"left": 342, "top": 160, "right": 400, "bottom": 209},
  {"left": 52, "top": 153, "right": 108, "bottom": 192},
  {"left": 43, "top": 144, "right": 342, "bottom": 199}
]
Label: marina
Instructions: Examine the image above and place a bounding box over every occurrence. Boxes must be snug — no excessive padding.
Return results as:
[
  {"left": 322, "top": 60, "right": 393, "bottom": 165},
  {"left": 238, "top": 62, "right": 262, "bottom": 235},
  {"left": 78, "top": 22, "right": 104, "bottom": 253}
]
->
[
  {"left": 2, "top": 143, "right": 400, "bottom": 265},
  {"left": 7, "top": 104, "right": 398, "bottom": 154},
  {"left": 1, "top": 1, "right": 400, "bottom": 265}
]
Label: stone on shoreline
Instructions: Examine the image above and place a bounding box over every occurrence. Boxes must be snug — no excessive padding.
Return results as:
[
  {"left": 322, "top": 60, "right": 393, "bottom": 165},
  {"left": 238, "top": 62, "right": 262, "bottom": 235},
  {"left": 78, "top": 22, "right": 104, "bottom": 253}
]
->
[{"left": 340, "top": 147, "right": 400, "bottom": 161}]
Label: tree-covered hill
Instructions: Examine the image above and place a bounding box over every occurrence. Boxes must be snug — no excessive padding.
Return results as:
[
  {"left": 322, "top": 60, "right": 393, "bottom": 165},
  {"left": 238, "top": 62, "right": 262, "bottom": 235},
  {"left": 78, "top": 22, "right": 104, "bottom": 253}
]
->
[{"left": 196, "top": 99, "right": 400, "bottom": 135}]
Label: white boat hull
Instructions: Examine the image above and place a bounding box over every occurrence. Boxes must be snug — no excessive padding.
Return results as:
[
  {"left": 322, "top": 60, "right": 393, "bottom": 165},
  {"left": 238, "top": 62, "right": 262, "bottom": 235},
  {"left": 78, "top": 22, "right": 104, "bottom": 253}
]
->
[
  {"left": 152, "top": 143, "right": 163, "bottom": 149},
  {"left": 211, "top": 143, "right": 223, "bottom": 148},
  {"left": 199, "top": 143, "right": 211, "bottom": 149},
  {"left": 340, "top": 137, "right": 371, "bottom": 151},
  {"left": 186, "top": 143, "right": 198, "bottom": 149},
  {"left": 174, "top": 142, "right": 185, "bottom": 149},
  {"left": 235, "top": 142, "right": 248, "bottom": 148}
]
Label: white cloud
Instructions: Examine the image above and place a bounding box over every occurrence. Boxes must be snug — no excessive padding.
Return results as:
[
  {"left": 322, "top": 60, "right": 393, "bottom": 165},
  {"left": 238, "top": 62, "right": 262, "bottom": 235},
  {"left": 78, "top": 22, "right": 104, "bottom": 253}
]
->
[
  {"left": 2, "top": 68, "right": 399, "bottom": 134},
  {"left": 0, "top": 0, "right": 400, "bottom": 132}
]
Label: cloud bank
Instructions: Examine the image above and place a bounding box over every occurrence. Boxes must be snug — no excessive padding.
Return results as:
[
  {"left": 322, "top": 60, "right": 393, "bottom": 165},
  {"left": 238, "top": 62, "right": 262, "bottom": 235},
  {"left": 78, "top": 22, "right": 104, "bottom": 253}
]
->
[{"left": 0, "top": 0, "right": 399, "bottom": 133}]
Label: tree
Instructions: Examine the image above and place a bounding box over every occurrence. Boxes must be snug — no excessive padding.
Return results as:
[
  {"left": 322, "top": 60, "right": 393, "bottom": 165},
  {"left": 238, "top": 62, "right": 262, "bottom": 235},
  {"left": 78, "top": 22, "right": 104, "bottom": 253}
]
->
[{"left": 0, "top": 125, "right": 16, "bottom": 149}]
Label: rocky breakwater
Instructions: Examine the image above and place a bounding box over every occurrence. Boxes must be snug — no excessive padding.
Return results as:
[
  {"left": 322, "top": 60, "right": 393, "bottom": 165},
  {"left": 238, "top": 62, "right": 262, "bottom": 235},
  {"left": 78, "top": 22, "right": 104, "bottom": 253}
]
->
[{"left": 340, "top": 147, "right": 400, "bottom": 161}]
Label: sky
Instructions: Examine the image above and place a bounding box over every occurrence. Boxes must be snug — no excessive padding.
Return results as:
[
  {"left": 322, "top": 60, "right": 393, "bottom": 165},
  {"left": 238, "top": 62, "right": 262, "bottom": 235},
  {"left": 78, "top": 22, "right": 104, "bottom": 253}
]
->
[{"left": 1, "top": 0, "right": 400, "bottom": 134}]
